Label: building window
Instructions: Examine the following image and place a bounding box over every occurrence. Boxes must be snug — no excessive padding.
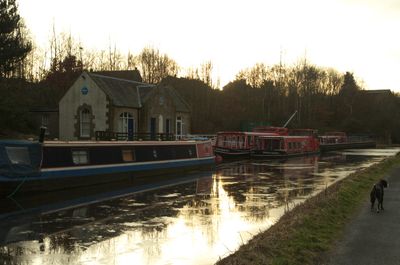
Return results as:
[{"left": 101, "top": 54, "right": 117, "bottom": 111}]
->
[
  {"left": 80, "top": 108, "right": 91, "bottom": 138},
  {"left": 176, "top": 116, "right": 183, "bottom": 139},
  {"left": 118, "top": 112, "right": 134, "bottom": 140},
  {"left": 72, "top": 150, "right": 89, "bottom": 165}
]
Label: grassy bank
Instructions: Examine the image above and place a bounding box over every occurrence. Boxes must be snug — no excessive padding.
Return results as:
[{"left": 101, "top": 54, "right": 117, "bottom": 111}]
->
[{"left": 216, "top": 154, "right": 400, "bottom": 265}]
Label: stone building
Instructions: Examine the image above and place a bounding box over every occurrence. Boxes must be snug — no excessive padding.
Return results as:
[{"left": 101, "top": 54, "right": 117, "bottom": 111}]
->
[{"left": 59, "top": 70, "right": 191, "bottom": 140}]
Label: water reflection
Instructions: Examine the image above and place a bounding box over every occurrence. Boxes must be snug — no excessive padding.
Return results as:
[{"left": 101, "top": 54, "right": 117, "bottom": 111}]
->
[{"left": 0, "top": 148, "right": 399, "bottom": 265}]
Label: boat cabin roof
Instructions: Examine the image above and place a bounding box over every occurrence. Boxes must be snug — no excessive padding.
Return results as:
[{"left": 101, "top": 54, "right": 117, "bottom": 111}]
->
[
  {"left": 289, "top": 129, "right": 318, "bottom": 136},
  {"left": 319, "top": 135, "right": 342, "bottom": 139},
  {"left": 43, "top": 140, "right": 207, "bottom": 147},
  {"left": 258, "top": 135, "right": 311, "bottom": 140},
  {"left": 216, "top": 131, "right": 278, "bottom": 136},
  {"left": 252, "top": 126, "right": 289, "bottom": 135},
  {"left": 324, "top": 131, "right": 346, "bottom": 136}
]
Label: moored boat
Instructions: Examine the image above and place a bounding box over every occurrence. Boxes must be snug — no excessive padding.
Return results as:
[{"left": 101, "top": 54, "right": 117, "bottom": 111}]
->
[
  {"left": 0, "top": 139, "right": 215, "bottom": 197},
  {"left": 251, "top": 129, "right": 320, "bottom": 159},
  {"left": 319, "top": 132, "right": 376, "bottom": 151},
  {"left": 214, "top": 127, "right": 288, "bottom": 159}
]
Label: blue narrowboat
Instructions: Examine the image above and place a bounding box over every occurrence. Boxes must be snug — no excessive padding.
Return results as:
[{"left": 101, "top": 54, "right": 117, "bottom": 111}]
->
[{"left": 0, "top": 138, "right": 215, "bottom": 197}]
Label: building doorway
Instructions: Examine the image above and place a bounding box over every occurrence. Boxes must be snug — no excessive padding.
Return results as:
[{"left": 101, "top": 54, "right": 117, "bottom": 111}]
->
[
  {"left": 119, "top": 112, "right": 134, "bottom": 140},
  {"left": 150, "top": 117, "right": 156, "bottom": 140},
  {"left": 176, "top": 116, "right": 183, "bottom": 140}
]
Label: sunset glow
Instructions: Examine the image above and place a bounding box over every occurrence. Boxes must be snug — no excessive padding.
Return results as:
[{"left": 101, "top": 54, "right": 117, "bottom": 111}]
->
[{"left": 18, "top": 0, "right": 400, "bottom": 91}]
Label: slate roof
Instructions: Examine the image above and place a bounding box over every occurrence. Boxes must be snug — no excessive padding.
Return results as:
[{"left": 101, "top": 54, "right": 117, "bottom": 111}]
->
[
  {"left": 87, "top": 71, "right": 190, "bottom": 112},
  {"left": 364, "top": 89, "right": 391, "bottom": 95},
  {"left": 165, "top": 86, "right": 191, "bottom": 113},
  {"left": 89, "top": 73, "right": 152, "bottom": 108},
  {"left": 93, "top": 69, "right": 142, "bottom": 83}
]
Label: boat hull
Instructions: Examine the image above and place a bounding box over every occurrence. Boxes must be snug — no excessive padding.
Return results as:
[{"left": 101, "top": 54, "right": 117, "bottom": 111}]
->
[
  {"left": 251, "top": 150, "right": 320, "bottom": 159},
  {"left": 320, "top": 141, "right": 376, "bottom": 152},
  {"left": 214, "top": 148, "right": 251, "bottom": 159},
  {"left": 0, "top": 157, "right": 214, "bottom": 197},
  {"left": 0, "top": 140, "right": 215, "bottom": 198}
]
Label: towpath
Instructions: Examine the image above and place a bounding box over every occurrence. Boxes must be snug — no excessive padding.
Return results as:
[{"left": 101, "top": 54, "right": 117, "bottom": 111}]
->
[{"left": 324, "top": 166, "right": 400, "bottom": 265}]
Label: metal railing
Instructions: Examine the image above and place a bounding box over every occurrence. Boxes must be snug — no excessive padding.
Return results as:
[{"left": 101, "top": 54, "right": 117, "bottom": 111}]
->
[{"left": 95, "top": 131, "right": 175, "bottom": 141}]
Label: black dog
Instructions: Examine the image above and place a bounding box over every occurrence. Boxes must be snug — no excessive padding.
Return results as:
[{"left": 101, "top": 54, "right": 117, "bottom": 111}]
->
[{"left": 370, "top": 179, "right": 388, "bottom": 213}]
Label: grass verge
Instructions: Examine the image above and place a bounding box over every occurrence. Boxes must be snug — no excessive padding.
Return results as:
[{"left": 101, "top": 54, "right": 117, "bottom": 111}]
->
[{"left": 216, "top": 154, "right": 400, "bottom": 265}]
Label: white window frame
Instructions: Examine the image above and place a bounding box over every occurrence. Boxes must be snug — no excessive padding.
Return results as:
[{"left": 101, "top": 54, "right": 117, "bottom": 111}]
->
[
  {"left": 176, "top": 116, "right": 183, "bottom": 140},
  {"left": 80, "top": 109, "right": 91, "bottom": 138},
  {"left": 118, "top": 112, "right": 134, "bottom": 134},
  {"left": 72, "top": 150, "right": 89, "bottom": 165}
]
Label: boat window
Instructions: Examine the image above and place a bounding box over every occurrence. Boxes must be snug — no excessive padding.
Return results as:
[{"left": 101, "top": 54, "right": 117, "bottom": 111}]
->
[
  {"left": 72, "top": 150, "right": 89, "bottom": 165},
  {"left": 247, "top": 136, "right": 252, "bottom": 146},
  {"left": 5, "top": 147, "right": 31, "bottom": 165},
  {"left": 122, "top": 149, "right": 135, "bottom": 162},
  {"left": 272, "top": 139, "right": 280, "bottom": 150},
  {"left": 238, "top": 136, "right": 244, "bottom": 149},
  {"left": 216, "top": 136, "right": 221, "bottom": 147}
]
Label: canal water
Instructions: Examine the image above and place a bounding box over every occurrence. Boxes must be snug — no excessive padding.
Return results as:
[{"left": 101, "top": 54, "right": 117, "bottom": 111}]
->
[{"left": 0, "top": 148, "right": 399, "bottom": 265}]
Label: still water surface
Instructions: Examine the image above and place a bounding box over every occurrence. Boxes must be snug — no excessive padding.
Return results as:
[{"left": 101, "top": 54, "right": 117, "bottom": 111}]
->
[{"left": 0, "top": 148, "right": 399, "bottom": 265}]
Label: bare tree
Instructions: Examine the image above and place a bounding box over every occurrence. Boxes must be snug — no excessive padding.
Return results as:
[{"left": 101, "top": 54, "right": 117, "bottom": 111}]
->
[
  {"left": 136, "top": 46, "right": 179, "bottom": 84},
  {"left": 200, "top": 60, "right": 213, "bottom": 87}
]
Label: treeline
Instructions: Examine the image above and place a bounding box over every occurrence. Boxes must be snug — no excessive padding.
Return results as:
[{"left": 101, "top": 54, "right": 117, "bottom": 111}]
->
[
  {"left": 165, "top": 66, "right": 400, "bottom": 143},
  {"left": 1, "top": 0, "right": 400, "bottom": 142}
]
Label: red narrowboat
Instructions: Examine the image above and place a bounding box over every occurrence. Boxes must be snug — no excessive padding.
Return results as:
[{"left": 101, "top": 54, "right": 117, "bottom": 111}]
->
[
  {"left": 251, "top": 129, "right": 320, "bottom": 158},
  {"left": 214, "top": 127, "right": 288, "bottom": 158}
]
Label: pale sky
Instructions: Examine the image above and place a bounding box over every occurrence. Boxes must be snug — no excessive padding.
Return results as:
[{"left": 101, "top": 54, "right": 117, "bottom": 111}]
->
[{"left": 18, "top": 0, "right": 400, "bottom": 91}]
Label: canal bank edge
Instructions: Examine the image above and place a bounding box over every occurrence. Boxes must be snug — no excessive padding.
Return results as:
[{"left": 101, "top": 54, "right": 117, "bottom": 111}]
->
[{"left": 215, "top": 153, "right": 400, "bottom": 265}]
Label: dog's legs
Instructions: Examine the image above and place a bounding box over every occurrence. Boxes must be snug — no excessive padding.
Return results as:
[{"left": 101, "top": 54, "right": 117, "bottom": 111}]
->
[
  {"left": 370, "top": 192, "right": 376, "bottom": 212},
  {"left": 377, "top": 198, "right": 384, "bottom": 213}
]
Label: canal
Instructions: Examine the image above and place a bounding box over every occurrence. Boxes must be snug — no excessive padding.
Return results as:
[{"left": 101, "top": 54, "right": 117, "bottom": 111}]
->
[{"left": 0, "top": 148, "right": 399, "bottom": 265}]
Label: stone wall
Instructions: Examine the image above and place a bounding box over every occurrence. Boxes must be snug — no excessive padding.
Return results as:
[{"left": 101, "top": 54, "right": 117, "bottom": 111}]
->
[
  {"left": 139, "top": 86, "right": 180, "bottom": 134},
  {"left": 59, "top": 72, "right": 109, "bottom": 140}
]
